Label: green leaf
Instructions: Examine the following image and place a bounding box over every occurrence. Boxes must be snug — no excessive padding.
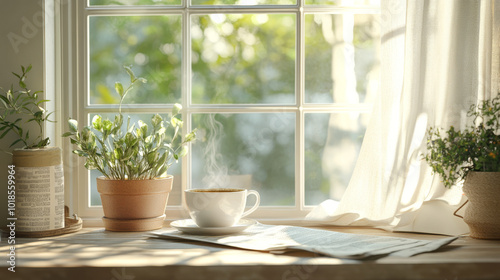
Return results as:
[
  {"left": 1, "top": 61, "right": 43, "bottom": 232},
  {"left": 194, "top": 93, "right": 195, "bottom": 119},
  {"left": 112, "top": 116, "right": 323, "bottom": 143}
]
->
[
  {"left": 172, "top": 103, "right": 182, "bottom": 116},
  {"left": 157, "top": 152, "right": 167, "bottom": 165},
  {"left": 36, "top": 99, "right": 50, "bottom": 106},
  {"left": 6, "top": 90, "right": 13, "bottom": 102},
  {"left": 62, "top": 132, "right": 74, "bottom": 137},
  {"left": 147, "top": 152, "right": 158, "bottom": 164},
  {"left": 124, "top": 65, "right": 136, "bottom": 83},
  {"left": 178, "top": 146, "right": 188, "bottom": 158},
  {"left": 0, "top": 127, "right": 12, "bottom": 139},
  {"left": 157, "top": 165, "right": 168, "bottom": 177},
  {"left": 0, "top": 95, "right": 10, "bottom": 106},
  {"left": 125, "top": 132, "right": 138, "bottom": 147},
  {"left": 151, "top": 114, "right": 162, "bottom": 129},
  {"left": 38, "top": 137, "right": 50, "bottom": 147},
  {"left": 171, "top": 117, "right": 182, "bottom": 128},
  {"left": 113, "top": 114, "right": 123, "bottom": 135},
  {"left": 138, "top": 120, "right": 148, "bottom": 135},
  {"left": 68, "top": 119, "right": 78, "bottom": 132},
  {"left": 84, "top": 160, "right": 97, "bottom": 170},
  {"left": 92, "top": 115, "right": 103, "bottom": 130},
  {"left": 184, "top": 129, "right": 197, "bottom": 143},
  {"left": 73, "top": 150, "right": 88, "bottom": 157},
  {"left": 102, "top": 119, "right": 113, "bottom": 133},
  {"left": 46, "top": 112, "right": 55, "bottom": 122},
  {"left": 115, "top": 82, "right": 124, "bottom": 97},
  {"left": 114, "top": 147, "right": 123, "bottom": 160},
  {"left": 9, "top": 138, "right": 23, "bottom": 148},
  {"left": 81, "top": 126, "right": 92, "bottom": 141},
  {"left": 156, "top": 127, "right": 166, "bottom": 136}
]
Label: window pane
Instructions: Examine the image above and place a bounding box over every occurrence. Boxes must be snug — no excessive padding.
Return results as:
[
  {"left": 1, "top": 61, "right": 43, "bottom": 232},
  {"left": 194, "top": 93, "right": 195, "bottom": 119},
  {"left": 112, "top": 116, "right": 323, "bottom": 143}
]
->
[
  {"left": 89, "top": 0, "right": 181, "bottom": 6},
  {"left": 191, "top": 14, "right": 296, "bottom": 104},
  {"left": 88, "top": 113, "right": 183, "bottom": 206},
  {"left": 304, "top": 112, "right": 369, "bottom": 205},
  {"left": 305, "top": 0, "right": 379, "bottom": 6},
  {"left": 89, "top": 16, "right": 182, "bottom": 105},
  {"left": 192, "top": 0, "right": 295, "bottom": 5},
  {"left": 192, "top": 113, "right": 295, "bottom": 206},
  {"left": 305, "top": 14, "right": 380, "bottom": 104}
]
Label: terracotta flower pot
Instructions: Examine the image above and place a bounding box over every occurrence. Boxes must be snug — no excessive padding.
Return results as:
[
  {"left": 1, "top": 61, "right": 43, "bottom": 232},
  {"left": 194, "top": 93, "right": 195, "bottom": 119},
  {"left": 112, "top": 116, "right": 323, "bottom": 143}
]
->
[
  {"left": 461, "top": 172, "right": 500, "bottom": 239},
  {"left": 96, "top": 175, "right": 173, "bottom": 231}
]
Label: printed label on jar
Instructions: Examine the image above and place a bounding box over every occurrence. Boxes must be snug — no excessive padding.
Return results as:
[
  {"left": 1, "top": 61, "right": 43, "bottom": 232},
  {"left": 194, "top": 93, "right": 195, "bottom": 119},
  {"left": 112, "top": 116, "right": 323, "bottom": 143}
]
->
[{"left": 15, "top": 165, "right": 64, "bottom": 231}]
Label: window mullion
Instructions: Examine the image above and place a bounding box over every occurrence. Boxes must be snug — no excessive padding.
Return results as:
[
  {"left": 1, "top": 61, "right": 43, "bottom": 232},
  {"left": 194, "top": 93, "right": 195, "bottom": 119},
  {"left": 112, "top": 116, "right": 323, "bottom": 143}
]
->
[
  {"left": 297, "top": 0, "right": 305, "bottom": 211},
  {"left": 81, "top": 0, "right": 94, "bottom": 216},
  {"left": 181, "top": 5, "right": 191, "bottom": 203}
]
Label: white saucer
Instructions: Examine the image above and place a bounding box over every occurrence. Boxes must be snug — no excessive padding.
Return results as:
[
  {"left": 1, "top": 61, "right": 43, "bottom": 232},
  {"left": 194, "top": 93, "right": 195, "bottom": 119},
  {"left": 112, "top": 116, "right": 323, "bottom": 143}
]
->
[{"left": 170, "top": 219, "right": 257, "bottom": 235}]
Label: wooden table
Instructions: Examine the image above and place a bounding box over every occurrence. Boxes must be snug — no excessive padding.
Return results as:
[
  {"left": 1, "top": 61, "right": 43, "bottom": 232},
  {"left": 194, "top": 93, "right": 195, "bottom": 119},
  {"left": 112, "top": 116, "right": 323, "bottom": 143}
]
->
[{"left": 1, "top": 225, "right": 500, "bottom": 280}]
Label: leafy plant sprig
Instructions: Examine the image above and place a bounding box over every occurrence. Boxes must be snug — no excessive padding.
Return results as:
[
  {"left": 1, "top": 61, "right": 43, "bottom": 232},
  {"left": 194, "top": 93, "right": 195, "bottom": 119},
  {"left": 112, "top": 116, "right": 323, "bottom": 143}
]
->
[
  {"left": 0, "top": 65, "right": 53, "bottom": 150},
  {"left": 63, "top": 66, "right": 196, "bottom": 180},
  {"left": 424, "top": 95, "right": 500, "bottom": 188}
]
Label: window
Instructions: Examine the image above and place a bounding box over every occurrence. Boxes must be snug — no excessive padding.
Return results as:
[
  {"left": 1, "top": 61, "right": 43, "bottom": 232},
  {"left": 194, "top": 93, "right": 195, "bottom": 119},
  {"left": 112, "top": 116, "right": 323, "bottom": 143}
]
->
[{"left": 71, "top": 0, "right": 380, "bottom": 219}]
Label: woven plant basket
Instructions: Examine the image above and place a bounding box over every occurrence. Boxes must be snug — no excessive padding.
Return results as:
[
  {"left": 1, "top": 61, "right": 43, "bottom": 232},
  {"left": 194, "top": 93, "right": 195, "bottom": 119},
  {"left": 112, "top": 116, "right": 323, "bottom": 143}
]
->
[{"left": 459, "top": 172, "right": 500, "bottom": 239}]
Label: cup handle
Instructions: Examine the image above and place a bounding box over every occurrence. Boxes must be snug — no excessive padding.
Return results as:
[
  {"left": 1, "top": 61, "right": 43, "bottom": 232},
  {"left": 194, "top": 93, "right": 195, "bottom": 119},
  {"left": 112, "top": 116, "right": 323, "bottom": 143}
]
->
[{"left": 242, "top": 190, "right": 260, "bottom": 218}]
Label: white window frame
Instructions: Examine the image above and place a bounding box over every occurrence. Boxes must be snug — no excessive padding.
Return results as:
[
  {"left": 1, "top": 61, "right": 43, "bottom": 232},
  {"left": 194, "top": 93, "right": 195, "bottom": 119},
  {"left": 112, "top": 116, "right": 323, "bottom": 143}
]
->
[{"left": 57, "top": 0, "right": 379, "bottom": 223}]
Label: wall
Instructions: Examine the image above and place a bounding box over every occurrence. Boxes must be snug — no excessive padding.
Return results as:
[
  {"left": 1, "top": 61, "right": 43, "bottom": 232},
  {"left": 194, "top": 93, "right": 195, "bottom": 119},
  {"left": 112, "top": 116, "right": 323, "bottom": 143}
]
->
[{"left": 0, "top": 0, "right": 45, "bottom": 222}]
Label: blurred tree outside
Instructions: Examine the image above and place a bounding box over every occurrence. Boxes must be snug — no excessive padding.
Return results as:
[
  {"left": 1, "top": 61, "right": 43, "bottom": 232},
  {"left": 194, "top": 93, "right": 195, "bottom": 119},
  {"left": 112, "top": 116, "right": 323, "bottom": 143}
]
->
[
  {"left": 88, "top": 3, "right": 380, "bottom": 206},
  {"left": 192, "top": 113, "right": 296, "bottom": 205},
  {"left": 191, "top": 14, "right": 295, "bottom": 104},
  {"left": 89, "top": 15, "right": 182, "bottom": 104}
]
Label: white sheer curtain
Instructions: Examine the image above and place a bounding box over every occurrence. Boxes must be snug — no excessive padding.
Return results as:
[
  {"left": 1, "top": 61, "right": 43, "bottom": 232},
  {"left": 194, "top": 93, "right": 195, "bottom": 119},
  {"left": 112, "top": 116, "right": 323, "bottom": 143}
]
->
[{"left": 307, "top": 0, "right": 499, "bottom": 235}]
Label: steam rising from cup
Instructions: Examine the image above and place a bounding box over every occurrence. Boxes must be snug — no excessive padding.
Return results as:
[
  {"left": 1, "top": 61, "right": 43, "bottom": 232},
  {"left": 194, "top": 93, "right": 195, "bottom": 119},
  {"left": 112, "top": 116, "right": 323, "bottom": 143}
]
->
[{"left": 202, "top": 114, "right": 229, "bottom": 189}]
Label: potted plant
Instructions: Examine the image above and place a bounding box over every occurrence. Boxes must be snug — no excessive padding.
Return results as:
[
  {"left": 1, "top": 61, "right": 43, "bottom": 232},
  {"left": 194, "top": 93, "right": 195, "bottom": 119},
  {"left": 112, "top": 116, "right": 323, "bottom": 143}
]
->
[
  {"left": 424, "top": 95, "right": 500, "bottom": 239},
  {"left": 1, "top": 65, "right": 65, "bottom": 232},
  {"left": 64, "top": 66, "right": 196, "bottom": 231}
]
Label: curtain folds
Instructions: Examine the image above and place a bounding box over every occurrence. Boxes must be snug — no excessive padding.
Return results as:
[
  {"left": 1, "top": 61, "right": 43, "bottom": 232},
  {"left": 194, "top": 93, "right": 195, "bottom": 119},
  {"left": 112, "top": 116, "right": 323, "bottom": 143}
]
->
[{"left": 307, "top": 0, "right": 498, "bottom": 235}]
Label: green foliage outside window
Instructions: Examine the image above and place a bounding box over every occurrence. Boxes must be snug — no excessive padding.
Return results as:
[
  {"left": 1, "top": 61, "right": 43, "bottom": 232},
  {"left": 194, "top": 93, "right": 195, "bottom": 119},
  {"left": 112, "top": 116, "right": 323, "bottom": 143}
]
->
[{"left": 87, "top": 7, "right": 380, "bottom": 204}]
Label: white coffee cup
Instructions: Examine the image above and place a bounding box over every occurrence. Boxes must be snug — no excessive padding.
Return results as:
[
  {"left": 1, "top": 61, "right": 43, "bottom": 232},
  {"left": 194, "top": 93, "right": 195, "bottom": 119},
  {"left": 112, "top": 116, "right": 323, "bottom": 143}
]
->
[{"left": 184, "top": 188, "right": 260, "bottom": 228}]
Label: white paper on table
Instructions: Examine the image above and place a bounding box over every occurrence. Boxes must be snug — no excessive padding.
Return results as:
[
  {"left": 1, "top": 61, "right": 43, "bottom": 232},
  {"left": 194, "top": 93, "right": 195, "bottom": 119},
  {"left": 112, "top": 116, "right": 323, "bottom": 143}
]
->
[{"left": 150, "top": 223, "right": 457, "bottom": 259}]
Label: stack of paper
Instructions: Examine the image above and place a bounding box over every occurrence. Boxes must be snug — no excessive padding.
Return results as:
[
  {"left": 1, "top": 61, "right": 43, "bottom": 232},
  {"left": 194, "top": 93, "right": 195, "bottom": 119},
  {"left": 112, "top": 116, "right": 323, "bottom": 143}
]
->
[{"left": 151, "top": 223, "right": 457, "bottom": 259}]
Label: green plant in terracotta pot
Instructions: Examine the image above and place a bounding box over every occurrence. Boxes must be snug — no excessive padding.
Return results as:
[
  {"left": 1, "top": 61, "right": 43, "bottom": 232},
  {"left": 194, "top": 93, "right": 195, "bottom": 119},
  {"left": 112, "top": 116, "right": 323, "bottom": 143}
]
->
[
  {"left": 1, "top": 65, "right": 65, "bottom": 232},
  {"left": 424, "top": 95, "right": 500, "bottom": 239},
  {"left": 63, "top": 66, "right": 196, "bottom": 231}
]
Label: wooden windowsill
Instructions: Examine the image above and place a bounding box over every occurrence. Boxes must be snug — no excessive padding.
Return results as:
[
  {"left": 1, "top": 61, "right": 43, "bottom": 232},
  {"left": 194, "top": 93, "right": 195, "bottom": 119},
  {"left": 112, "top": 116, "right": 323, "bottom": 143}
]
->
[{"left": 1, "top": 225, "right": 500, "bottom": 280}]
